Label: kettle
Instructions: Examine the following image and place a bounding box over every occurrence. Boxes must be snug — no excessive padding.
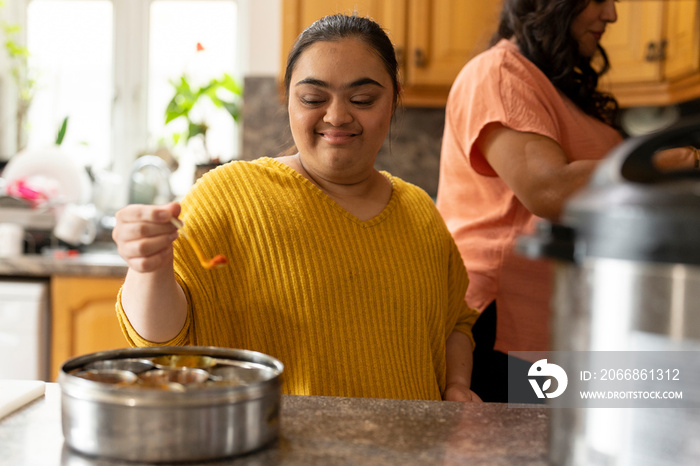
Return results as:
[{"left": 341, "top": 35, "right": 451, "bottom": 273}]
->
[{"left": 518, "top": 118, "right": 700, "bottom": 465}]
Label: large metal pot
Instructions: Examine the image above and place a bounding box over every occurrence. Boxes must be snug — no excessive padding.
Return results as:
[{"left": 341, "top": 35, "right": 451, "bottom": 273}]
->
[
  {"left": 518, "top": 118, "right": 700, "bottom": 465},
  {"left": 59, "top": 346, "right": 283, "bottom": 463}
]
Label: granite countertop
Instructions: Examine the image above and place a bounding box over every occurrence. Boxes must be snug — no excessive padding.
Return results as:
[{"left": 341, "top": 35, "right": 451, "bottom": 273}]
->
[
  {"left": 0, "top": 243, "right": 127, "bottom": 278},
  {"left": 1, "top": 384, "right": 549, "bottom": 465}
]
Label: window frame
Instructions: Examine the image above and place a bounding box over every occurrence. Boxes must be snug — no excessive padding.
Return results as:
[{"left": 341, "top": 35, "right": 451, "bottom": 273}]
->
[
  {"left": 112, "top": 0, "right": 151, "bottom": 177},
  {"left": 2, "top": 0, "right": 243, "bottom": 184}
]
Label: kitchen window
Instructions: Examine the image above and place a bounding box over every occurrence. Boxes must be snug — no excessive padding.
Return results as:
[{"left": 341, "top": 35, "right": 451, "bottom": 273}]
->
[{"left": 22, "top": 0, "right": 239, "bottom": 196}]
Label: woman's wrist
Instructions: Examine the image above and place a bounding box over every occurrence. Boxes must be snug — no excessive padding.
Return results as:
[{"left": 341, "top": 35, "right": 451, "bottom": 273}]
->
[{"left": 444, "top": 382, "right": 482, "bottom": 402}]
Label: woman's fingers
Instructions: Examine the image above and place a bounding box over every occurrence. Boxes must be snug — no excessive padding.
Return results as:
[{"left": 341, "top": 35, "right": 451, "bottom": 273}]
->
[
  {"left": 112, "top": 203, "right": 181, "bottom": 272},
  {"left": 114, "top": 202, "right": 179, "bottom": 227},
  {"left": 653, "top": 146, "right": 699, "bottom": 171},
  {"left": 122, "top": 246, "right": 175, "bottom": 273}
]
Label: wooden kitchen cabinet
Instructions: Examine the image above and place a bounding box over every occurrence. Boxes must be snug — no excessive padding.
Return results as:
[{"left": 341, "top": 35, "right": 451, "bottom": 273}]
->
[
  {"left": 50, "top": 276, "right": 127, "bottom": 381},
  {"left": 599, "top": 0, "right": 700, "bottom": 107},
  {"left": 281, "top": 0, "right": 502, "bottom": 107}
]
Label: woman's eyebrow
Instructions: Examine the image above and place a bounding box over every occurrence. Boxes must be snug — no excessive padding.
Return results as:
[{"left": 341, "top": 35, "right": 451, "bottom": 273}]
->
[
  {"left": 295, "top": 77, "right": 384, "bottom": 89},
  {"left": 346, "top": 77, "right": 384, "bottom": 89},
  {"left": 295, "top": 77, "right": 326, "bottom": 88}
]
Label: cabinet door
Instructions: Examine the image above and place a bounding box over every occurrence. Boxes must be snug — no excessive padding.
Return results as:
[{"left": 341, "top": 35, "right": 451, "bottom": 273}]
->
[
  {"left": 405, "top": 0, "right": 501, "bottom": 88},
  {"left": 599, "top": 0, "right": 700, "bottom": 107},
  {"left": 281, "top": 0, "right": 406, "bottom": 75},
  {"left": 50, "top": 276, "right": 127, "bottom": 381},
  {"left": 663, "top": 0, "right": 700, "bottom": 81},
  {"left": 600, "top": 1, "right": 665, "bottom": 85},
  {"left": 280, "top": 0, "right": 503, "bottom": 107}
]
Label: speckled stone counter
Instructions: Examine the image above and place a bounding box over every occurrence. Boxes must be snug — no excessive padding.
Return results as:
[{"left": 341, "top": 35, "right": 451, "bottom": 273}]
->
[
  {"left": 0, "top": 247, "right": 127, "bottom": 278},
  {"left": 2, "top": 384, "right": 549, "bottom": 465}
]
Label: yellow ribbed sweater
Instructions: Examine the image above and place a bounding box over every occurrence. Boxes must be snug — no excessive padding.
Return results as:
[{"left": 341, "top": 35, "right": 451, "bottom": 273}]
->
[{"left": 116, "top": 157, "right": 478, "bottom": 400}]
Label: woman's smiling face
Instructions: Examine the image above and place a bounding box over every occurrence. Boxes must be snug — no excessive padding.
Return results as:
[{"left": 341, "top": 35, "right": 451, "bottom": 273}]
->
[{"left": 288, "top": 38, "right": 395, "bottom": 184}]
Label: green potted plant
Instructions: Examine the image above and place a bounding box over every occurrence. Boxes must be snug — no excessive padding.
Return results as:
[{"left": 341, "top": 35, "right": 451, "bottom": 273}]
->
[{"left": 164, "top": 64, "right": 243, "bottom": 180}]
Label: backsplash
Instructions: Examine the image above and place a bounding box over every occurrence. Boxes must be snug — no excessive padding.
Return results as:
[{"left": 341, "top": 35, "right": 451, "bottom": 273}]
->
[{"left": 241, "top": 76, "right": 446, "bottom": 197}]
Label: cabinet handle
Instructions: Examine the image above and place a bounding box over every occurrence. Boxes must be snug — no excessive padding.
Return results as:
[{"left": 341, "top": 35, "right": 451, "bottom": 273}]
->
[
  {"left": 414, "top": 48, "right": 427, "bottom": 68},
  {"left": 645, "top": 40, "right": 667, "bottom": 62},
  {"left": 645, "top": 42, "right": 658, "bottom": 61}
]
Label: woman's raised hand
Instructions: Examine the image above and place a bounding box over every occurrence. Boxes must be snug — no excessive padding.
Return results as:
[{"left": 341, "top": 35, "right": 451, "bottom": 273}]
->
[{"left": 112, "top": 202, "right": 181, "bottom": 273}]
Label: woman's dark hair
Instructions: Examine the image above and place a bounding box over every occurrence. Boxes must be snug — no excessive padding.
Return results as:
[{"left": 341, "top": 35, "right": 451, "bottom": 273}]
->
[
  {"left": 493, "top": 0, "right": 618, "bottom": 126},
  {"left": 283, "top": 14, "right": 400, "bottom": 109}
]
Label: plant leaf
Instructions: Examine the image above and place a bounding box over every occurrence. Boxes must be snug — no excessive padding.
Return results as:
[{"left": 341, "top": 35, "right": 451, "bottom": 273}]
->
[
  {"left": 55, "top": 116, "right": 69, "bottom": 145},
  {"left": 220, "top": 73, "right": 243, "bottom": 95},
  {"left": 187, "top": 122, "right": 207, "bottom": 141},
  {"left": 221, "top": 101, "right": 240, "bottom": 122}
]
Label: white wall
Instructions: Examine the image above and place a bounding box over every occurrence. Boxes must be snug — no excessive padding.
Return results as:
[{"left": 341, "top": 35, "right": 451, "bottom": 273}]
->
[{"left": 239, "top": 0, "right": 281, "bottom": 77}]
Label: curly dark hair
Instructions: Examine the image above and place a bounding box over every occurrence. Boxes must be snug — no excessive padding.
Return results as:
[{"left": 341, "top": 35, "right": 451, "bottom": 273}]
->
[{"left": 492, "top": 0, "right": 619, "bottom": 126}]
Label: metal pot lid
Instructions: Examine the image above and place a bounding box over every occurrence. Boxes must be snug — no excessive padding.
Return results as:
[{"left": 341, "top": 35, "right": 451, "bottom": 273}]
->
[
  {"left": 565, "top": 118, "right": 700, "bottom": 264},
  {"left": 563, "top": 179, "right": 700, "bottom": 264},
  {"left": 519, "top": 118, "right": 700, "bottom": 265}
]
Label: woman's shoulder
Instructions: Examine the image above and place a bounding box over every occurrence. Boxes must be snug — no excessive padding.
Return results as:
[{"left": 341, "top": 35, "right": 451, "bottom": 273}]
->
[
  {"left": 459, "top": 39, "right": 542, "bottom": 84},
  {"left": 198, "top": 157, "right": 291, "bottom": 183},
  {"left": 449, "top": 39, "right": 561, "bottom": 123},
  {"left": 215, "top": 156, "right": 278, "bottom": 173},
  {"left": 385, "top": 174, "right": 446, "bottom": 221},
  {"left": 386, "top": 174, "right": 432, "bottom": 201},
  {"left": 184, "top": 157, "right": 285, "bottom": 203}
]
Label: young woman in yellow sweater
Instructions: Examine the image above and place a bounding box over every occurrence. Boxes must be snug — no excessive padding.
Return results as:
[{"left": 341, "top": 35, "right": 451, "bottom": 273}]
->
[{"left": 112, "top": 14, "right": 481, "bottom": 402}]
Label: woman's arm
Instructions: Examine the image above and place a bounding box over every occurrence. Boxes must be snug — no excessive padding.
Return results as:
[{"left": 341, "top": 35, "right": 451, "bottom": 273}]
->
[
  {"left": 477, "top": 122, "right": 597, "bottom": 221},
  {"left": 444, "top": 330, "right": 482, "bottom": 402},
  {"left": 113, "top": 202, "right": 188, "bottom": 342},
  {"left": 478, "top": 123, "right": 699, "bottom": 221}
]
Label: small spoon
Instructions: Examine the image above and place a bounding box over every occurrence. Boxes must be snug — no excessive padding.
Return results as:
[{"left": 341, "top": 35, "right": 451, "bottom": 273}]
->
[{"left": 170, "top": 218, "right": 228, "bottom": 270}]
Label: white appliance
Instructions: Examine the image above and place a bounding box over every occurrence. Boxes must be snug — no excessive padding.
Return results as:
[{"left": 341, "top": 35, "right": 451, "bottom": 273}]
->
[{"left": 0, "top": 280, "right": 50, "bottom": 381}]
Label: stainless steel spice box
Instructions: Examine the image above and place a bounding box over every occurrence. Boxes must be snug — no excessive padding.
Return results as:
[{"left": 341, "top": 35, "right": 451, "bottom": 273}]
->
[{"left": 59, "top": 346, "right": 283, "bottom": 463}]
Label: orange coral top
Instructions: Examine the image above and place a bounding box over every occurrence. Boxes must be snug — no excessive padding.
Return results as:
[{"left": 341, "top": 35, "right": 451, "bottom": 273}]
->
[{"left": 436, "top": 39, "right": 622, "bottom": 353}]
